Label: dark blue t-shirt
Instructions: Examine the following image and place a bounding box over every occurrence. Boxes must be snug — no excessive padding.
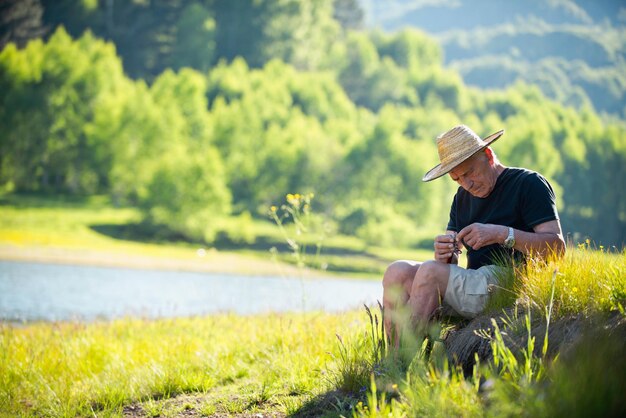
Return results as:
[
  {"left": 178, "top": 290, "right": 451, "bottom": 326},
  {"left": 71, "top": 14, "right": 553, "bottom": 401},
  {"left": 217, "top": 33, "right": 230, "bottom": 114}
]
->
[{"left": 447, "top": 168, "right": 560, "bottom": 269}]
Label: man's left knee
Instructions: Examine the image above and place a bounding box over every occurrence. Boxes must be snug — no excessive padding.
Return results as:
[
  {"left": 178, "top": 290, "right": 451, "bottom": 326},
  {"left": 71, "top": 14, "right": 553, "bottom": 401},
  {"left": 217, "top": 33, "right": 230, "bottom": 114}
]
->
[
  {"left": 417, "top": 260, "right": 448, "bottom": 280},
  {"left": 383, "top": 260, "right": 418, "bottom": 290},
  {"left": 412, "top": 260, "right": 449, "bottom": 292}
]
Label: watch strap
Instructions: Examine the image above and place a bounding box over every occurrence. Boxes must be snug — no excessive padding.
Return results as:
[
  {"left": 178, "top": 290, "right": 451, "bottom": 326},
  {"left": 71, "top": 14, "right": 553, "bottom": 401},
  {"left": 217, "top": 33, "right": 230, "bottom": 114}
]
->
[{"left": 504, "top": 227, "right": 515, "bottom": 248}]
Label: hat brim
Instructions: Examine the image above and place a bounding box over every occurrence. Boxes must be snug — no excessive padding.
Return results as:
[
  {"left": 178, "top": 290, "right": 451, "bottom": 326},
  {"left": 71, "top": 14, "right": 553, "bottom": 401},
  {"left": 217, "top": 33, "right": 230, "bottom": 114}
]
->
[{"left": 422, "top": 129, "right": 504, "bottom": 182}]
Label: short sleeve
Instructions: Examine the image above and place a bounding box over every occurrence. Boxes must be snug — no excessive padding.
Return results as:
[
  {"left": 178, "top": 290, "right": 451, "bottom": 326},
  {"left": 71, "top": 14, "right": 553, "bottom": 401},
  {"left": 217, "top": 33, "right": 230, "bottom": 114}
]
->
[
  {"left": 521, "top": 173, "right": 559, "bottom": 228},
  {"left": 446, "top": 192, "right": 458, "bottom": 232}
]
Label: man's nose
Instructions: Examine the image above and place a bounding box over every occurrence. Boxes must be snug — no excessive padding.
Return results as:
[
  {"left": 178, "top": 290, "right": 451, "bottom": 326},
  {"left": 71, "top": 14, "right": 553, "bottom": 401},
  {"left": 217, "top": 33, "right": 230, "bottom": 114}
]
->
[{"left": 460, "top": 177, "right": 473, "bottom": 190}]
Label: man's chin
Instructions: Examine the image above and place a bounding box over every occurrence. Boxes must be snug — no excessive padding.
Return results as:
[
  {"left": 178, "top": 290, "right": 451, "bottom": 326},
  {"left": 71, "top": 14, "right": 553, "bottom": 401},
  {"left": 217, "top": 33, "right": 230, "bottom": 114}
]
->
[{"left": 470, "top": 188, "right": 490, "bottom": 198}]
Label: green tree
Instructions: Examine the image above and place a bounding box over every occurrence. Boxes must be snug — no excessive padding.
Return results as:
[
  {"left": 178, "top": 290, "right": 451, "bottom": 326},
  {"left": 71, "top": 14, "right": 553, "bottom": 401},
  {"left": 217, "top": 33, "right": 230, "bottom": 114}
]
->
[
  {"left": 338, "top": 32, "right": 418, "bottom": 111},
  {"left": 207, "top": 58, "right": 361, "bottom": 214},
  {"left": 40, "top": 0, "right": 212, "bottom": 80},
  {"left": 214, "top": 0, "right": 340, "bottom": 70},
  {"left": 333, "top": 0, "right": 364, "bottom": 31},
  {"left": 86, "top": 78, "right": 170, "bottom": 203},
  {"left": 170, "top": 1, "right": 216, "bottom": 73},
  {"left": 372, "top": 28, "right": 442, "bottom": 71},
  {"left": 260, "top": 0, "right": 340, "bottom": 70},
  {"left": 139, "top": 147, "right": 231, "bottom": 243},
  {"left": 336, "top": 31, "right": 379, "bottom": 107},
  {"left": 332, "top": 105, "right": 450, "bottom": 246},
  {"left": 0, "top": 27, "right": 127, "bottom": 193}
]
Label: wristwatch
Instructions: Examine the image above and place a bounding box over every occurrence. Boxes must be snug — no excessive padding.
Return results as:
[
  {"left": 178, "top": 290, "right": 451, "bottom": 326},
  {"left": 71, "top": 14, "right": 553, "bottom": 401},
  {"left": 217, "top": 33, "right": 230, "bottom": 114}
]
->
[{"left": 504, "top": 227, "right": 515, "bottom": 249}]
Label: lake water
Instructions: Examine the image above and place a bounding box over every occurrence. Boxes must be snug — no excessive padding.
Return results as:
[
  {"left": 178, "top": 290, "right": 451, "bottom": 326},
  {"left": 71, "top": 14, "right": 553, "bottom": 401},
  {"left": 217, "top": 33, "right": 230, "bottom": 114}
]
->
[{"left": 0, "top": 260, "right": 382, "bottom": 322}]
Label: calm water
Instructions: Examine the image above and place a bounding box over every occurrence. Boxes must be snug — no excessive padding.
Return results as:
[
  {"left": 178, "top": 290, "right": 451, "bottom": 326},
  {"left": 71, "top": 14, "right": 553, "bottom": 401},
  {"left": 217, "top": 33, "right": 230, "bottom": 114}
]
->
[{"left": 0, "top": 260, "right": 382, "bottom": 321}]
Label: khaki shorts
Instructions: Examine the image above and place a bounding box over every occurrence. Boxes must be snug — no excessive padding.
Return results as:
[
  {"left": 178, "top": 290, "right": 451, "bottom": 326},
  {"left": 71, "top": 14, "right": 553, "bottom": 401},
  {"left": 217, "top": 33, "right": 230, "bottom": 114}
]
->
[{"left": 443, "top": 264, "right": 504, "bottom": 318}]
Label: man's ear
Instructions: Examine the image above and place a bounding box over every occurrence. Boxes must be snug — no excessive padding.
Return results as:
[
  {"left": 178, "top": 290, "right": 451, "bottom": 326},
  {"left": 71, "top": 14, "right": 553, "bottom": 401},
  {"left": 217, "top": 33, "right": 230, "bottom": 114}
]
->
[{"left": 484, "top": 147, "right": 495, "bottom": 164}]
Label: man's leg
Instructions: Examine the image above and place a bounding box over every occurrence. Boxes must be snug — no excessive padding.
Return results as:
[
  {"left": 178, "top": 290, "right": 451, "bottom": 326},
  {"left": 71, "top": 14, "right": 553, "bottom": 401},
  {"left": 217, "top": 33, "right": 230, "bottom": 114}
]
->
[
  {"left": 383, "top": 260, "right": 450, "bottom": 346},
  {"left": 407, "top": 260, "right": 450, "bottom": 324},
  {"left": 382, "top": 260, "right": 420, "bottom": 347}
]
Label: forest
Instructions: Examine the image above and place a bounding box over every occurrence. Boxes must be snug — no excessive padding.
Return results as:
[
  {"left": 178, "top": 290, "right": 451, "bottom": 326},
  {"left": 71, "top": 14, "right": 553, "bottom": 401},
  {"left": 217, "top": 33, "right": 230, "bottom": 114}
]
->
[
  {"left": 1, "top": 0, "right": 625, "bottom": 249},
  {"left": 362, "top": 0, "right": 626, "bottom": 119}
]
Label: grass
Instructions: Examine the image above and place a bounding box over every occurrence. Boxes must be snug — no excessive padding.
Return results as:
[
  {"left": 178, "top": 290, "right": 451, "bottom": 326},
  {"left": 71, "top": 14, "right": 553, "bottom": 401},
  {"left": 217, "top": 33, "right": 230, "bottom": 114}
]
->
[
  {"left": 1, "top": 247, "right": 624, "bottom": 417},
  {"left": 354, "top": 247, "right": 626, "bottom": 418},
  {"left": 0, "top": 311, "right": 371, "bottom": 417},
  {"left": 0, "top": 193, "right": 437, "bottom": 278},
  {"left": 520, "top": 243, "right": 625, "bottom": 316},
  {"left": 0, "top": 193, "right": 220, "bottom": 264},
  {"left": 2, "top": 193, "right": 624, "bottom": 416}
]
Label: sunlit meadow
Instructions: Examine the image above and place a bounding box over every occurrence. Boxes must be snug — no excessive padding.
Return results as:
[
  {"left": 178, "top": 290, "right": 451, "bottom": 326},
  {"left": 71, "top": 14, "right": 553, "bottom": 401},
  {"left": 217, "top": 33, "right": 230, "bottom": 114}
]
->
[{"left": 1, "top": 245, "right": 624, "bottom": 417}]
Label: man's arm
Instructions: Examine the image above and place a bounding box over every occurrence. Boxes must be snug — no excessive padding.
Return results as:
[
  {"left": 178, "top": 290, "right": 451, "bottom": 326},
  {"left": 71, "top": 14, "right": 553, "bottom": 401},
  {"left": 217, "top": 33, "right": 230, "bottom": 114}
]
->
[
  {"left": 509, "top": 220, "right": 565, "bottom": 257},
  {"left": 456, "top": 220, "right": 565, "bottom": 258}
]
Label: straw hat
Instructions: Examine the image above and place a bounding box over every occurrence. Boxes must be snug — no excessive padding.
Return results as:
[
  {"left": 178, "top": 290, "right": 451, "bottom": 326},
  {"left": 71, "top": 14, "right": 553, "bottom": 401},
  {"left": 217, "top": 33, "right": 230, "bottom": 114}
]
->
[{"left": 422, "top": 125, "right": 504, "bottom": 182}]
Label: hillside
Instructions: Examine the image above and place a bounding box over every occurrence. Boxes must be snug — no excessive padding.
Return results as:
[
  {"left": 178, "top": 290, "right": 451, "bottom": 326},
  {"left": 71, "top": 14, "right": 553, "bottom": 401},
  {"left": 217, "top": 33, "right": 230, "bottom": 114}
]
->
[{"left": 360, "top": 0, "right": 626, "bottom": 118}]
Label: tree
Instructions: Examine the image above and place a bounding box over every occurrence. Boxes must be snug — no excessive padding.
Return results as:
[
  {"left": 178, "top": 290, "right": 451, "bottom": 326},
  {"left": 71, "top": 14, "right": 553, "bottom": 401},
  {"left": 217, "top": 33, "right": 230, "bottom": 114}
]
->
[
  {"left": 337, "top": 31, "right": 379, "bottom": 107},
  {"left": 333, "top": 0, "right": 364, "bottom": 31},
  {"left": 40, "top": 0, "right": 208, "bottom": 80},
  {"left": 139, "top": 147, "right": 231, "bottom": 243},
  {"left": 332, "top": 105, "right": 450, "bottom": 246},
  {"left": 260, "top": 0, "right": 339, "bottom": 70},
  {"left": 206, "top": 58, "right": 363, "bottom": 214},
  {"left": 214, "top": 0, "right": 339, "bottom": 70},
  {"left": 0, "top": 27, "right": 127, "bottom": 193},
  {"left": 170, "top": 1, "right": 216, "bottom": 73},
  {"left": 371, "top": 28, "right": 442, "bottom": 71},
  {"left": 0, "top": 0, "right": 47, "bottom": 50}
]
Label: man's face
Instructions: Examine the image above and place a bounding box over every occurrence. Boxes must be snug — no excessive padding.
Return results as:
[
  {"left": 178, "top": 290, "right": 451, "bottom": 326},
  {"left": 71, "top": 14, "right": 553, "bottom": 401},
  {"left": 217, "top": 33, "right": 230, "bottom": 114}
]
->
[{"left": 448, "top": 151, "right": 497, "bottom": 198}]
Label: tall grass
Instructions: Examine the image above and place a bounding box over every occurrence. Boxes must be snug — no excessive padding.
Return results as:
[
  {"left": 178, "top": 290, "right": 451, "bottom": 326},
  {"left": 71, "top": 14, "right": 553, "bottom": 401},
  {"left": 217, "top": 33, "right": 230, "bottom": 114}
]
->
[
  {"left": 0, "top": 311, "right": 369, "bottom": 417},
  {"left": 1, "top": 247, "right": 624, "bottom": 417},
  {"left": 354, "top": 245, "right": 626, "bottom": 417},
  {"left": 519, "top": 243, "right": 625, "bottom": 317}
]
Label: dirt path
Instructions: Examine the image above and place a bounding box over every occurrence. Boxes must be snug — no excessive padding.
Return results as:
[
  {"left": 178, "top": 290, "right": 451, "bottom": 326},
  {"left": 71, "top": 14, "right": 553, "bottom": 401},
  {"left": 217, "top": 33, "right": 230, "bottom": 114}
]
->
[{"left": 121, "top": 392, "right": 289, "bottom": 418}]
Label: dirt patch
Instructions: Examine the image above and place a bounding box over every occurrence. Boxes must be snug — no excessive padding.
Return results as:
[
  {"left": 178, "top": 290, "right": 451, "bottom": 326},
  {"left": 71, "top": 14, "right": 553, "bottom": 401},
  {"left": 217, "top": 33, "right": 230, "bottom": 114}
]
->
[
  {"left": 122, "top": 391, "right": 290, "bottom": 418},
  {"left": 444, "top": 307, "right": 626, "bottom": 376},
  {"left": 122, "top": 393, "right": 203, "bottom": 417}
]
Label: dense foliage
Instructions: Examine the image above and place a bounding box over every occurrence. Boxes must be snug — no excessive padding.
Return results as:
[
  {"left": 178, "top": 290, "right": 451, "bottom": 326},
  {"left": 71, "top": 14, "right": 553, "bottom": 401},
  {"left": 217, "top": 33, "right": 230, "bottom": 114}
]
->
[{"left": 0, "top": 0, "right": 624, "bottom": 247}]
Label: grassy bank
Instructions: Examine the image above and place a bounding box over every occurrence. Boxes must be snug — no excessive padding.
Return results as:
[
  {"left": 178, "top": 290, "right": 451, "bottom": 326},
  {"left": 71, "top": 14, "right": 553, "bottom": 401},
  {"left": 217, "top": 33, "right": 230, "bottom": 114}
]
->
[
  {"left": 1, "top": 246, "right": 624, "bottom": 417},
  {"left": 0, "top": 193, "right": 437, "bottom": 279},
  {"left": 0, "top": 311, "right": 370, "bottom": 417}
]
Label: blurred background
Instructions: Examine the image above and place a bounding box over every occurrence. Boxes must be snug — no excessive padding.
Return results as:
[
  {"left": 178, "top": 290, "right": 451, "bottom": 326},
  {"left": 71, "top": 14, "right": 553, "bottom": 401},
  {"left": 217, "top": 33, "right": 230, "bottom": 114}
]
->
[
  {"left": 0, "top": 0, "right": 624, "bottom": 279},
  {"left": 1, "top": 4, "right": 624, "bottom": 415}
]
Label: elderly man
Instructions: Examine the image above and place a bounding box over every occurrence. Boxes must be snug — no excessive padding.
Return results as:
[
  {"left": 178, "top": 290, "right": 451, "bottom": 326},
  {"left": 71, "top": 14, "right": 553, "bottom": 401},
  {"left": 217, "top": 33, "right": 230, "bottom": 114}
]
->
[{"left": 383, "top": 125, "right": 565, "bottom": 343}]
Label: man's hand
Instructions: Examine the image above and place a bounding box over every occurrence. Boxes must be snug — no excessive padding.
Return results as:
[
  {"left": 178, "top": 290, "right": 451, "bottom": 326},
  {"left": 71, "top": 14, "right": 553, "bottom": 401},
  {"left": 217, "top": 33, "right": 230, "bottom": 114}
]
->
[
  {"left": 456, "top": 223, "right": 507, "bottom": 250},
  {"left": 434, "top": 233, "right": 460, "bottom": 263}
]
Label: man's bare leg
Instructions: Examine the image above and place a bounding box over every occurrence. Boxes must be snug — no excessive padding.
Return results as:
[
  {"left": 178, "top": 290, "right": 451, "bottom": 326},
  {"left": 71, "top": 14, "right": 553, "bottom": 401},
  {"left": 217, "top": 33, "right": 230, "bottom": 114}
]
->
[
  {"left": 407, "top": 260, "right": 450, "bottom": 324},
  {"left": 383, "top": 260, "right": 450, "bottom": 347},
  {"left": 382, "top": 260, "right": 420, "bottom": 348}
]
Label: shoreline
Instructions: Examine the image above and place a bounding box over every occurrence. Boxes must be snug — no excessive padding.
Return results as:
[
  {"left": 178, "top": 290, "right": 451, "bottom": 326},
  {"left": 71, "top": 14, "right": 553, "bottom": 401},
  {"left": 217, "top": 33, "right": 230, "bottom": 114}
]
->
[{"left": 0, "top": 244, "right": 365, "bottom": 280}]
